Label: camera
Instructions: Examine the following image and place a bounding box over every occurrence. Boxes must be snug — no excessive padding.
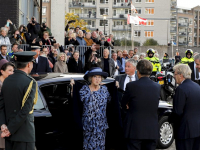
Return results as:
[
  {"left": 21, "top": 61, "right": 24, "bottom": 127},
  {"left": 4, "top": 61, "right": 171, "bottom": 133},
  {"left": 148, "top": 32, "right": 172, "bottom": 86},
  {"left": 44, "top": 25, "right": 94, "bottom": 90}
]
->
[
  {"left": 68, "top": 47, "right": 73, "bottom": 52},
  {"left": 16, "top": 34, "right": 21, "bottom": 40},
  {"left": 32, "top": 18, "right": 35, "bottom": 24},
  {"left": 115, "top": 66, "right": 118, "bottom": 69},
  {"left": 42, "top": 23, "right": 46, "bottom": 28},
  {"left": 102, "top": 37, "right": 105, "bottom": 40},
  {"left": 22, "top": 26, "right": 27, "bottom": 32},
  {"left": 49, "top": 36, "right": 54, "bottom": 39}
]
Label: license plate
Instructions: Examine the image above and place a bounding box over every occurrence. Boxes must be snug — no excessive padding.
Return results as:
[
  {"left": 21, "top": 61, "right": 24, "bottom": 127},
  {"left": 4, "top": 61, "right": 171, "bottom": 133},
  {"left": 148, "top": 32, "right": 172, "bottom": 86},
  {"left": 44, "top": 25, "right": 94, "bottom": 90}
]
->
[{"left": 159, "top": 80, "right": 164, "bottom": 85}]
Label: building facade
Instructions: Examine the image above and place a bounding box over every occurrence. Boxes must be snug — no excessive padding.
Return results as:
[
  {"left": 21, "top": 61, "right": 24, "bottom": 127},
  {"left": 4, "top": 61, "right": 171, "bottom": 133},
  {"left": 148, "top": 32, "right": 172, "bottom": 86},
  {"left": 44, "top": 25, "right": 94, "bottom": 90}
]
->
[
  {"left": 42, "top": 0, "right": 51, "bottom": 26},
  {"left": 0, "top": 0, "right": 42, "bottom": 28}
]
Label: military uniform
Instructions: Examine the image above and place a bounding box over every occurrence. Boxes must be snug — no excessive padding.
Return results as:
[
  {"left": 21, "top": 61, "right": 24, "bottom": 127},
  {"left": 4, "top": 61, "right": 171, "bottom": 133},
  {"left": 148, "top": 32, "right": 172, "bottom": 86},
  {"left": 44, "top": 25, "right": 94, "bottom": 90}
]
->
[{"left": 0, "top": 51, "right": 38, "bottom": 150}]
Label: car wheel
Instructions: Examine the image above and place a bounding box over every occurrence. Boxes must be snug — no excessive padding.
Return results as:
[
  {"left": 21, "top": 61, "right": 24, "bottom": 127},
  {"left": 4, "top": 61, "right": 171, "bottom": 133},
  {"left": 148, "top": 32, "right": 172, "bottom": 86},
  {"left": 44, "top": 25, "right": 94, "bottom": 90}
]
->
[
  {"left": 160, "top": 88, "right": 167, "bottom": 101},
  {"left": 157, "top": 116, "right": 174, "bottom": 149}
]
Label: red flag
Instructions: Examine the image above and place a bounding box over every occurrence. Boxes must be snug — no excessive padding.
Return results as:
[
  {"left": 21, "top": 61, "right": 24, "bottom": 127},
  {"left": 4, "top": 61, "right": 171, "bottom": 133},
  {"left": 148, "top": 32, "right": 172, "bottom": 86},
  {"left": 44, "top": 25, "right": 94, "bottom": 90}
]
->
[{"left": 138, "top": 16, "right": 147, "bottom": 25}]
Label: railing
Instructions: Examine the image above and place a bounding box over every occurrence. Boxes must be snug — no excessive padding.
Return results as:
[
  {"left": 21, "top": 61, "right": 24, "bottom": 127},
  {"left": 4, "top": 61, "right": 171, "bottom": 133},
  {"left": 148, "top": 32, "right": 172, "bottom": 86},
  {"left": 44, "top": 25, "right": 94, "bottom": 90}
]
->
[
  {"left": 113, "top": 14, "right": 128, "bottom": 19},
  {"left": 113, "top": 2, "right": 131, "bottom": 7},
  {"left": 77, "top": 13, "right": 96, "bottom": 18},
  {"left": 65, "top": 45, "right": 112, "bottom": 67},
  {"left": 112, "top": 25, "right": 131, "bottom": 31},
  {"left": 69, "top": 2, "right": 96, "bottom": 7},
  {"left": 178, "top": 22, "right": 188, "bottom": 26},
  {"left": 0, "top": 44, "right": 30, "bottom": 53}
]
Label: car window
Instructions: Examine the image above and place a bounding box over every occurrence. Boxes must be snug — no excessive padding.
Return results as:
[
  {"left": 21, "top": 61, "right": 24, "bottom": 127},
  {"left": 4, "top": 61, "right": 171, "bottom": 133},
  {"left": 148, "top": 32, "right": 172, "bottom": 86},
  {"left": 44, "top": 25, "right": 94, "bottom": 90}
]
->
[{"left": 34, "top": 92, "right": 45, "bottom": 110}]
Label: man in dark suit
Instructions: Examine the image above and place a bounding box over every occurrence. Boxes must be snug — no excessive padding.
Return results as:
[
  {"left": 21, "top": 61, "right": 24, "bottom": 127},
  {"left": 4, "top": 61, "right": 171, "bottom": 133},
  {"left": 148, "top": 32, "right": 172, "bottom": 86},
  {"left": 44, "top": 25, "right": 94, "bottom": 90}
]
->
[
  {"left": 172, "top": 64, "right": 200, "bottom": 150},
  {"left": 188, "top": 53, "right": 200, "bottom": 85},
  {"left": 0, "top": 45, "right": 11, "bottom": 61},
  {"left": 0, "top": 51, "right": 38, "bottom": 150},
  {"left": 30, "top": 46, "right": 52, "bottom": 74},
  {"left": 121, "top": 60, "right": 161, "bottom": 150},
  {"left": 115, "top": 59, "right": 138, "bottom": 91},
  {"left": 67, "top": 50, "right": 83, "bottom": 73},
  {"left": 111, "top": 52, "right": 123, "bottom": 76},
  {"left": 118, "top": 50, "right": 129, "bottom": 74}
]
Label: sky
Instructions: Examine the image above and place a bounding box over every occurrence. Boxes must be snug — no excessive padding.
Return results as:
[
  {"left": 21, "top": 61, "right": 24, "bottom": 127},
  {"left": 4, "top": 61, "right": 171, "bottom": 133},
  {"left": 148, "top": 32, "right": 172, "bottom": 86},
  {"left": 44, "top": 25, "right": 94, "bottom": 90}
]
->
[{"left": 177, "top": 0, "right": 200, "bottom": 9}]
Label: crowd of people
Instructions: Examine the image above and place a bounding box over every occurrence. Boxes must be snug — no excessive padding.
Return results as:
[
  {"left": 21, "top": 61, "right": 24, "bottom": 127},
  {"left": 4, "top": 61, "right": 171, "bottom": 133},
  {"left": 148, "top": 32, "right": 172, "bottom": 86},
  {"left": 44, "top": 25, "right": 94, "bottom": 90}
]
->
[{"left": 0, "top": 16, "right": 200, "bottom": 150}]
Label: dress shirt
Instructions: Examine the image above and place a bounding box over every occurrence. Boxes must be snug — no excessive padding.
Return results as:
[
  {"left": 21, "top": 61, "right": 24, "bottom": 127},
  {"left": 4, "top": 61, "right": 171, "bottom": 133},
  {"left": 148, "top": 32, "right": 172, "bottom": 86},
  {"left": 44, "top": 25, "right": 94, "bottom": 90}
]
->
[
  {"left": 194, "top": 62, "right": 200, "bottom": 80},
  {"left": 36, "top": 57, "right": 38, "bottom": 63},
  {"left": 114, "top": 60, "right": 119, "bottom": 76},
  {"left": 123, "top": 74, "right": 136, "bottom": 91},
  {"left": 1, "top": 54, "right": 6, "bottom": 59}
]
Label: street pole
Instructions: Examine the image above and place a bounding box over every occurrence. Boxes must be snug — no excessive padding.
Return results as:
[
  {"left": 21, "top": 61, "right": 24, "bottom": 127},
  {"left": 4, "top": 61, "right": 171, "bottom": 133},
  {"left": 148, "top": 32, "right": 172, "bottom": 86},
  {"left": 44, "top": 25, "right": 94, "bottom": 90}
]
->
[
  {"left": 171, "top": 39, "right": 174, "bottom": 58},
  {"left": 131, "top": 0, "right": 134, "bottom": 50},
  {"left": 167, "top": 20, "right": 168, "bottom": 45},
  {"left": 104, "top": 20, "right": 105, "bottom": 35}
]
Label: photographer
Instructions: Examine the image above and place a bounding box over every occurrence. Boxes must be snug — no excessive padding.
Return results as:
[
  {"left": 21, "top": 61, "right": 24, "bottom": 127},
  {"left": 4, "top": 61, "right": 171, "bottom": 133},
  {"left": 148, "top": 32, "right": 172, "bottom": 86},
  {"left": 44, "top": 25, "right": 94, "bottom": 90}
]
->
[
  {"left": 4, "top": 19, "right": 17, "bottom": 39},
  {"left": 18, "top": 25, "right": 31, "bottom": 44},
  {"left": 9, "top": 30, "right": 25, "bottom": 45},
  {"left": 39, "top": 22, "right": 52, "bottom": 38},
  {"left": 27, "top": 16, "right": 40, "bottom": 41},
  {"left": 42, "top": 31, "right": 56, "bottom": 52},
  {"left": 65, "top": 29, "right": 79, "bottom": 46}
]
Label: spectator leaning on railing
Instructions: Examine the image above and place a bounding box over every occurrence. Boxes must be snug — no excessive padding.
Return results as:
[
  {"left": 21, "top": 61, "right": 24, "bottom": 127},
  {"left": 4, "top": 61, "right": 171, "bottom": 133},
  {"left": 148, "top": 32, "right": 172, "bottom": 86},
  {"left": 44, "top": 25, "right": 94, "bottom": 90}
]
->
[
  {"left": 76, "top": 30, "right": 86, "bottom": 46},
  {"left": 0, "top": 27, "right": 11, "bottom": 53},
  {"left": 65, "top": 29, "right": 79, "bottom": 46}
]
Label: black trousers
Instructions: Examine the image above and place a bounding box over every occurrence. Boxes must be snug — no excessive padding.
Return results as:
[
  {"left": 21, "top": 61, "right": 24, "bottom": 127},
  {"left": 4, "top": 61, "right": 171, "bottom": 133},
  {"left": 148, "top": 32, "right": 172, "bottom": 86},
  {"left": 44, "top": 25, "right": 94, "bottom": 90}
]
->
[
  {"left": 5, "top": 140, "right": 35, "bottom": 150},
  {"left": 175, "top": 136, "right": 200, "bottom": 150},
  {"left": 126, "top": 139, "right": 157, "bottom": 150}
]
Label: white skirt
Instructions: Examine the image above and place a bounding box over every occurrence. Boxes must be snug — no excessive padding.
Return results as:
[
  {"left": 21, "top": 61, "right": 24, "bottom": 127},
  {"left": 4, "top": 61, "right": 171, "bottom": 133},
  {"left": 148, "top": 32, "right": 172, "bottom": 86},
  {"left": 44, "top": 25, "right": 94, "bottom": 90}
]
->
[{"left": 0, "top": 131, "right": 5, "bottom": 148}]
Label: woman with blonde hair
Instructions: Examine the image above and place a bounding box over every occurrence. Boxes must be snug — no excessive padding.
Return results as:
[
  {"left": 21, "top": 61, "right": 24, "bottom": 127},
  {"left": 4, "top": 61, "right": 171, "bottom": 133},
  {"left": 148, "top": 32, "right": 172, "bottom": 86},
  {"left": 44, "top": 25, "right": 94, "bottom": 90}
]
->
[{"left": 54, "top": 52, "right": 68, "bottom": 73}]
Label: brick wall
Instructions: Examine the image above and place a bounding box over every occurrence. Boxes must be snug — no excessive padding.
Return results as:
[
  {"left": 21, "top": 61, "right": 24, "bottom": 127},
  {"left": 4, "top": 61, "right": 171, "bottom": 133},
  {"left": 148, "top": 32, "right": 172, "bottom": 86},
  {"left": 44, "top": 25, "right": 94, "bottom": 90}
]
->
[{"left": 0, "top": 0, "right": 19, "bottom": 28}]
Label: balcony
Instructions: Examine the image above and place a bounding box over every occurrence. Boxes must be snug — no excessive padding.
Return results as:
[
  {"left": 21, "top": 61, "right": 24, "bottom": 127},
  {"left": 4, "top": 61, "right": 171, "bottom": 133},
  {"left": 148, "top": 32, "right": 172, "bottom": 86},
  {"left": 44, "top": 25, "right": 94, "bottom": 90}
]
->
[
  {"left": 178, "top": 22, "right": 188, "bottom": 27},
  {"left": 69, "top": 2, "right": 96, "bottom": 8},
  {"left": 171, "top": 2, "right": 177, "bottom": 10},
  {"left": 194, "top": 42, "right": 197, "bottom": 46},
  {"left": 113, "top": 14, "right": 128, "bottom": 19},
  {"left": 112, "top": 25, "right": 131, "bottom": 31},
  {"left": 86, "top": 26, "right": 96, "bottom": 31},
  {"left": 178, "top": 32, "right": 187, "bottom": 36},
  {"left": 170, "top": 27, "right": 176, "bottom": 33},
  {"left": 178, "top": 41, "right": 187, "bottom": 45},
  {"left": 113, "top": 2, "right": 131, "bottom": 8},
  {"left": 78, "top": 13, "right": 96, "bottom": 19},
  {"left": 170, "top": 17, "right": 176, "bottom": 21}
]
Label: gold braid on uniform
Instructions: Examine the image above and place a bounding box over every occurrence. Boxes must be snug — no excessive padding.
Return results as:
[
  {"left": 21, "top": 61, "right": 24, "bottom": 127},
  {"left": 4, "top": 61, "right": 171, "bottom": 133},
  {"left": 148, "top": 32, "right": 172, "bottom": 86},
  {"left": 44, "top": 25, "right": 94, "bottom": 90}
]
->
[{"left": 21, "top": 79, "right": 38, "bottom": 114}]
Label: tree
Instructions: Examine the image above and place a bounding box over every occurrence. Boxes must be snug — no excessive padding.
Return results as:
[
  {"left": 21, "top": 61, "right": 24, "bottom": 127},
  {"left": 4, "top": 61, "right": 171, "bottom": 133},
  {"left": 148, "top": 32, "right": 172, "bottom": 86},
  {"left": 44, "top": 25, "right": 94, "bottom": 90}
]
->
[
  {"left": 65, "top": 13, "right": 89, "bottom": 32},
  {"left": 143, "top": 38, "right": 159, "bottom": 46}
]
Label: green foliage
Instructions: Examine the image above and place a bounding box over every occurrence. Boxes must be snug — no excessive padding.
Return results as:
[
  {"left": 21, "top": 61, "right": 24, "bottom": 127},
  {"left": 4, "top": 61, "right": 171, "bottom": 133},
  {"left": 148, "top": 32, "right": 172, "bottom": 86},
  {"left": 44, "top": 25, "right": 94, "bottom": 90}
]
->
[
  {"left": 114, "top": 38, "right": 140, "bottom": 46},
  {"left": 143, "top": 38, "right": 159, "bottom": 46}
]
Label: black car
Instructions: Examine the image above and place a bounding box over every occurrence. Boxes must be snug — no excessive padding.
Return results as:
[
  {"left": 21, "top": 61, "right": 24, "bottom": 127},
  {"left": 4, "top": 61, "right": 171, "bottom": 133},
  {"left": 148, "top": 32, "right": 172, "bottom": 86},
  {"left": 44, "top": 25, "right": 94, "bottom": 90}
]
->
[{"left": 33, "top": 73, "right": 174, "bottom": 150}]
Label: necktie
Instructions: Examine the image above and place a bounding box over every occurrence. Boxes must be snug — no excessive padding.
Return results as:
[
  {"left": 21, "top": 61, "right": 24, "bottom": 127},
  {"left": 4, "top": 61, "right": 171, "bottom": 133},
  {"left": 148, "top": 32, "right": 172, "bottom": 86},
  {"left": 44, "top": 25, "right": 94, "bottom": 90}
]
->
[
  {"left": 129, "top": 76, "right": 132, "bottom": 82},
  {"left": 196, "top": 68, "right": 199, "bottom": 79}
]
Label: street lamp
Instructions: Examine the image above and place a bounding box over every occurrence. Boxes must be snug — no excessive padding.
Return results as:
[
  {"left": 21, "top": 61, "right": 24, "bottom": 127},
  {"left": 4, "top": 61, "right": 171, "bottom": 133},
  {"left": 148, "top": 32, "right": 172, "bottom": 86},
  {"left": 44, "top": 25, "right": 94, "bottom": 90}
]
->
[
  {"left": 81, "top": 7, "right": 83, "bottom": 18},
  {"left": 103, "top": 14, "right": 107, "bottom": 35}
]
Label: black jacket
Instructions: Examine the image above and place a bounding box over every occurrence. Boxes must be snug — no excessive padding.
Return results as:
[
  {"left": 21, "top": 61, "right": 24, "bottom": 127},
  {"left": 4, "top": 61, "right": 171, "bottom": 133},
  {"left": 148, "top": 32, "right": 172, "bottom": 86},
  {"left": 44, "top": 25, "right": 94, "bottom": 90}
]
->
[
  {"left": 0, "top": 54, "right": 10, "bottom": 61},
  {"left": 27, "top": 23, "right": 40, "bottom": 41},
  {"left": 67, "top": 58, "right": 83, "bottom": 73},
  {"left": 121, "top": 77, "right": 161, "bottom": 139},
  {"left": 171, "top": 79, "right": 200, "bottom": 139},
  {"left": 0, "top": 70, "right": 37, "bottom": 142},
  {"left": 31, "top": 56, "right": 52, "bottom": 74},
  {"left": 65, "top": 37, "right": 80, "bottom": 46},
  {"left": 188, "top": 62, "right": 198, "bottom": 83}
]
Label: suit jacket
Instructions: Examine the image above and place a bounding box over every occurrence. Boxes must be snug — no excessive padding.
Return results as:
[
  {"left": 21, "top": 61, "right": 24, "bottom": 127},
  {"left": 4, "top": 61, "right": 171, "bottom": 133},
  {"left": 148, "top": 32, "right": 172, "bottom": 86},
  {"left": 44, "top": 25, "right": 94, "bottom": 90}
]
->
[
  {"left": 114, "top": 72, "right": 139, "bottom": 91},
  {"left": 100, "top": 57, "right": 115, "bottom": 77},
  {"left": 114, "top": 60, "right": 123, "bottom": 75},
  {"left": 0, "top": 54, "right": 10, "bottom": 61},
  {"left": 31, "top": 56, "right": 52, "bottom": 74},
  {"left": 67, "top": 58, "right": 83, "bottom": 73},
  {"left": 0, "top": 70, "right": 36, "bottom": 142},
  {"left": 121, "top": 77, "right": 161, "bottom": 139},
  {"left": 172, "top": 79, "right": 200, "bottom": 139}
]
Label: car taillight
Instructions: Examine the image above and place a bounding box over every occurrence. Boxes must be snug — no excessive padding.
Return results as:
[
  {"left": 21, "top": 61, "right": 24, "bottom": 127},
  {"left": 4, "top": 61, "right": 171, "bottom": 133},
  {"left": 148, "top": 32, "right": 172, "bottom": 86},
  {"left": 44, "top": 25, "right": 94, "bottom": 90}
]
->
[{"left": 157, "top": 76, "right": 163, "bottom": 81}]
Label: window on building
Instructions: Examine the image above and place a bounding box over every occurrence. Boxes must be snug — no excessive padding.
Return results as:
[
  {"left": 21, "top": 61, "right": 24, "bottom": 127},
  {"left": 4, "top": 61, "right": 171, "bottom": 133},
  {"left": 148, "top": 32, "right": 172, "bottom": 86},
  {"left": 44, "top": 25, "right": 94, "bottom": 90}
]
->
[
  {"left": 145, "top": 0, "right": 154, "bottom": 3},
  {"left": 100, "top": 0, "right": 108, "bottom": 3},
  {"left": 189, "top": 37, "right": 192, "bottom": 42},
  {"left": 100, "top": 8, "right": 109, "bottom": 15},
  {"left": 42, "top": 7, "right": 47, "bottom": 15},
  {"left": 189, "top": 18, "right": 193, "bottom": 24},
  {"left": 135, "top": 0, "right": 141, "bottom": 2},
  {"left": 42, "top": 0, "right": 50, "bottom": 2},
  {"left": 42, "top": 18, "right": 47, "bottom": 23},
  {"left": 136, "top": 8, "right": 141, "bottom": 14},
  {"left": 125, "top": 9, "right": 129, "bottom": 14},
  {"left": 146, "top": 20, "right": 154, "bottom": 26},
  {"left": 145, "top": 31, "right": 154, "bottom": 37},
  {"left": 134, "top": 31, "right": 141, "bottom": 37},
  {"left": 145, "top": 8, "right": 154, "bottom": 14},
  {"left": 113, "top": 10, "right": 116, "bottom": 16},
  {"left": 100, "top": 20, "right": 108, "bottom": 26}
]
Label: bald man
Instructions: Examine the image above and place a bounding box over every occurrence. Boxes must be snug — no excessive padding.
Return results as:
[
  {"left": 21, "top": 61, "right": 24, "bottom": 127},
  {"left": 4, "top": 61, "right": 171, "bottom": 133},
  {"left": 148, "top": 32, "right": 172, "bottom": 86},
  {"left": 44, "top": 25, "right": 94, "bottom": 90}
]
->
[{"left": 100, "top": 49, "right": 115, "bottom": 77}]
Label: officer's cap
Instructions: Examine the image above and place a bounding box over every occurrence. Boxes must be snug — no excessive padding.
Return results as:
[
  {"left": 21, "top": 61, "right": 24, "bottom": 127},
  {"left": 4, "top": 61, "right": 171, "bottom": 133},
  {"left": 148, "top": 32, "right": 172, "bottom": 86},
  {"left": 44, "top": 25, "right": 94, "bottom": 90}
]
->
[{"left": 14, "top": 51, "right": 36, "bottom": 62}]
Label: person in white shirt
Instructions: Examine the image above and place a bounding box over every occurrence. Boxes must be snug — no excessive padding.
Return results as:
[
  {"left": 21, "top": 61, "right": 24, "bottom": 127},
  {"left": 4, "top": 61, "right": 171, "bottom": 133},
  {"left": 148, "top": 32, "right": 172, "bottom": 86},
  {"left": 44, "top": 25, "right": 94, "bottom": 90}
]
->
[{"left": 111, "top": 52, "right": 123, "bottom": 77}]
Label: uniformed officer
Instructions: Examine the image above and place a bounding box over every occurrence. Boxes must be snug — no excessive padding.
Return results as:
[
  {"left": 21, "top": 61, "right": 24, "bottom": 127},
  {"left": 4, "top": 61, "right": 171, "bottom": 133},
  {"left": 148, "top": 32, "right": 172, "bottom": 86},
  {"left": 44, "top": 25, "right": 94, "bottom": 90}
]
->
[
  {"left": 145, "top": 48, "right": 161, "bottom": 75},
  {"left": 0, "top": 51, "right": 38, "bottom": 150},
  {"left": 180, "top": 49, "right": 194, "bottom": 64}
]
